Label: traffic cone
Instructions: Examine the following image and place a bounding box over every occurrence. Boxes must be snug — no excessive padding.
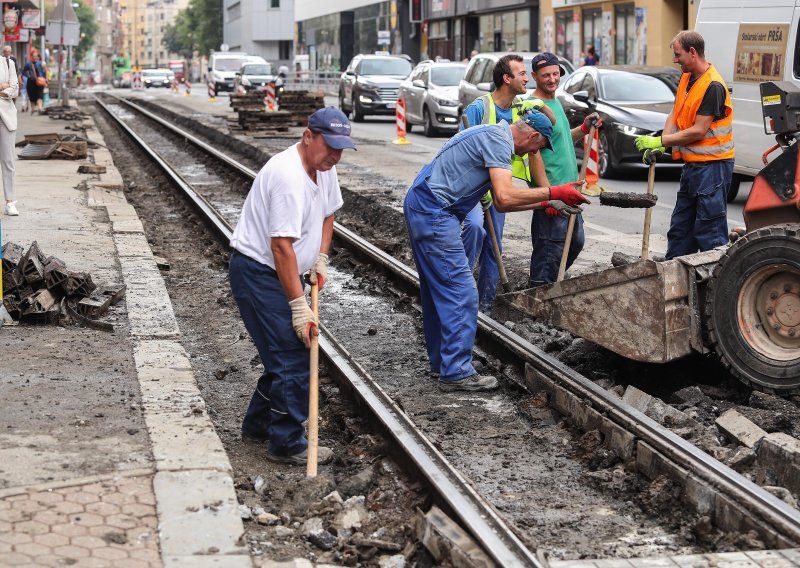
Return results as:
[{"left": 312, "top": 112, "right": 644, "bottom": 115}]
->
[
  {"left": 392, "top": 99, "right": 411, "bottom": 145},
  {"left": 581, "top": 127, "right": 602, "bottom": 196}
]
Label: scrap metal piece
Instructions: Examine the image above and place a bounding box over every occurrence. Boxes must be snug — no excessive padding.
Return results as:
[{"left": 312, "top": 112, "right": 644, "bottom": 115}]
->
[
  {"left": 23, "top": 289, "right": 57, "bottom": 314},
  {"left": 54, "top": 141, "right": 88, "bottom": 160},
  {"left": 76, "top": 293, "right": 112, "bottom": 319},
  {"left": 18, "top": 142, "right": 58, "bottom": 159},
  {"left": 23, "top": 133, "right": 60, "bottom": 144},
  {"left": 64, "top": 271, "right": 96, "bottom": 297},
  {"left": 2, "top": 296, "right": 20, "bottom": 321},
  {"left": 98, "top": 283, "right": 126, "bottom": 305},
  {"left": 64, "top": 298, "right": 114, "bottom": 332},
  {"left": 2, "top": 242, "right": 23, "bottom": 273}
]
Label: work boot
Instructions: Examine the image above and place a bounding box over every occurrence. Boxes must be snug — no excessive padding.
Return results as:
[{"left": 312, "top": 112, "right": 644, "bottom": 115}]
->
[
  {"left": 267, "top": 446, "right": 333, "bottom": 465},
  {"left": 241, "top": 426, "right": 269, "bottom": 443},
  {"left": 4, "top": 201, "right": 18, "bottom": 216},
  {"left": 438, "top": 374, "right": 498, "bottom": 392}
]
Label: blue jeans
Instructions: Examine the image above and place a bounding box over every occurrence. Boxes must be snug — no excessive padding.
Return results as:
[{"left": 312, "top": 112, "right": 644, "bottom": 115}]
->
[
  {"left": 666, "top": 160, "right": 733, "bottom": 259},
  {"left": 529, "top": 210, "right": 585, "bottom": 288},
  {"left": 461, "top": 203, "right": 505, "bottom": 312},
  {"left": 229, "top": 251, "right": 309, "bottom": 457}
]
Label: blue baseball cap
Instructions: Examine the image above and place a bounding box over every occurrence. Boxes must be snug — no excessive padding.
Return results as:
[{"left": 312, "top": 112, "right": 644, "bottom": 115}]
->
[
  {"left": 530, "top": 52, "right": 566, "bottom": 76},
  {"left": 307, "top": 107, "right": 357, "bottom": 150},
  {"left": 521, "top": 109, "right": 554, "bottom": 150}
]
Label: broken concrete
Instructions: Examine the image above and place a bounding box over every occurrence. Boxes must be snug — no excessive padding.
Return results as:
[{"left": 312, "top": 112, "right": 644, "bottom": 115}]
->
[
  {"left": 716, "top": 409, "right": 768, "bottom": 448},
  {"left": 756, "top": 433, "right": 800, "bottom": 495}
]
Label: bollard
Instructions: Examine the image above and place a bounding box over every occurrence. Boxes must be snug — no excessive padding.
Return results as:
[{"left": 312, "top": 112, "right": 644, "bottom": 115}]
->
[
  {"left": 265, "top": 82, "right": 276, "bottom": 111},
  {"left": 392, "top": 99, "right": 411, "bottom": 145},
  {"left": 184, "top": 81, "right": 191, "bottom": 96},
  {"left": 207, "top": 81, "right": 216, "bottom": 102}
]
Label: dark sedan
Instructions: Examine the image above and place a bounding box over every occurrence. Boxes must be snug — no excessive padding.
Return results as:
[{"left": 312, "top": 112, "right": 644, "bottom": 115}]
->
[
  {"left": 339, "top": 54, "right": 414, "bottom": 121},
  {"left": 556, "top": 65, "right": 681, "bottom": 178}
]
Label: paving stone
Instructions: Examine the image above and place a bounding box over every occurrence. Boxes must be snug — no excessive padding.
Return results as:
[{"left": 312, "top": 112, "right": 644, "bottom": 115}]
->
[
  {"left": 756, "top": 433, "right": 800, "bottom": 494},
  {"left": 715, "top": 409, "right": 768, "bottom": 448}
]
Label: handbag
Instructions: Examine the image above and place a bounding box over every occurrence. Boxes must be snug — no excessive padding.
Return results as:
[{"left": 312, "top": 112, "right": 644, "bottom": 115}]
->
[{"left": 33, "top": 63, "right": 46, "bottom": 87}]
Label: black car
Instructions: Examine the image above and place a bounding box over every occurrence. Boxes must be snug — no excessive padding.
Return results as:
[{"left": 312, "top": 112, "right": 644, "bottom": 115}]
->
[
  {"left": 556, "top": 65, "right": 682, "bottom": 177},
  {"left": 339, "top": 54, "right": 414, "bottom": 121}
]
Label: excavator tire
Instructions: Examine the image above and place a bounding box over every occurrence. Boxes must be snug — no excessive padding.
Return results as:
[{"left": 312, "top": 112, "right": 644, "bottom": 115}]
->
[{"left": 705, "top": 224, "right": 800, "bottom": 394}]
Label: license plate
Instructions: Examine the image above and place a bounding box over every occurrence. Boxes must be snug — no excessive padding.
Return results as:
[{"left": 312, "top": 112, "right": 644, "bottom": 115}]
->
[
  {"left": 256, "top": 86, "right": 267, "bottom": 91},
  {"left": 386, "top": 102, "right": 396, "bottom": 109}
]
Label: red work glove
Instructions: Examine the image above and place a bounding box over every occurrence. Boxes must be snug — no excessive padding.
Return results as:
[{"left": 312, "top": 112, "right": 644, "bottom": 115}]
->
[
  {"left": 580, "top": 112, "right": 602, "bottom": 134},
  {"left": 549, "top": 182, "right": 590, "bottom": 207}
]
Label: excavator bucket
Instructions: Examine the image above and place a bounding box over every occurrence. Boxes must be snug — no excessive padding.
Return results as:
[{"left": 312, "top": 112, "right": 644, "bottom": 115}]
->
[{"left": 498, "top": 253, "right": 723, "bottom": 363}]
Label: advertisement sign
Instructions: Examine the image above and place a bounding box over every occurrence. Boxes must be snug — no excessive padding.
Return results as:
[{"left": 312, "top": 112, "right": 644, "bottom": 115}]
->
[
  {"left": 21, "top": 9, "right": 39, "bottom": 29},
  {"left": 633, "top": 7, "right": 647, "bottom": 65},
  {"left": 734, "top": 24, "right": 789, "bottom": 83}
]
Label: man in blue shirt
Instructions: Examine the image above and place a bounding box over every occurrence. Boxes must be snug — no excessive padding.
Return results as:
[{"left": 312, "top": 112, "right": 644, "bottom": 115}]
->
[{"left": 404, "top": 111, "right": 588, "bottom": 392}]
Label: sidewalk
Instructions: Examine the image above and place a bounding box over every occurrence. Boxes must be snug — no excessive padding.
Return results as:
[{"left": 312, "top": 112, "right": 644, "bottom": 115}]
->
[{"left": 1, "top": 104, "right": 251, "bottom": 567}]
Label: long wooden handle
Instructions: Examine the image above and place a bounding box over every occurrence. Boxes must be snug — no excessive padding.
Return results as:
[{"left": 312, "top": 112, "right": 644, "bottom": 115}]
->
[
  {"left": 557, "top": 213, "right": 576, "bottom": 282},
  {"left": 484, "top": 208, "right": 510, "bottom": 292},
  {"left": 641, "top": 158, "right": 657, "bottom": 259},
  {"left": 578, "top": 124, "right": 597, "bottom": 184},
  {"left": 306, "top": 283, "right": 319, "bottom": 478}
]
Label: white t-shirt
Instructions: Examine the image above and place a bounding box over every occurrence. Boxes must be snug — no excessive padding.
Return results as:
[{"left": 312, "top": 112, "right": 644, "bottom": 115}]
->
[{"left": 230, "top": 143, "right": 343, "bottom": 274}]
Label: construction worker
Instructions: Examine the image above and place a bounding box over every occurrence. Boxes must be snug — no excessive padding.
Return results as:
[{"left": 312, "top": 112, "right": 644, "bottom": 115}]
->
[
  {"left": 460, "top": 54, "right": 553, "bottom": 312},
  {"left": 405, "top": 110, "right": 588, "bottom": 392},
  {"left": 527, "top": 52, "right": 602, "bottom": 287},
  {"left": 229, "top": 107, "right": 356, "bottom": 465},
  {"left": 635, "top": 30, "right": 734, "bottom": 259}
]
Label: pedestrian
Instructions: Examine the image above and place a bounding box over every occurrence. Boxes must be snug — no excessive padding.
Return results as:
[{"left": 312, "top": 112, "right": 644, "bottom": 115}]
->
[
  {"left": 228, "top": 107, "right": 356, "bottom": 465},
  {"left": 0, "top": 46, "right": 18, "bottom": 216},
  {"left": 460, "top": 54, "right": 553, "bottom": 312},
  {"left": 2, "top": 46, "right": 21, "bottom": 90},
  {"left": 584, "top": 45, "right": 599, "bottom": 66},
  {"left": 404, "top": 110, "right": 588, "bottom": 392},
  {"left": 22, "top": 48, "right": 46, "bottom": 114},
  {"left": 635, "top": 31, "right": 734, "bottom": 259}
]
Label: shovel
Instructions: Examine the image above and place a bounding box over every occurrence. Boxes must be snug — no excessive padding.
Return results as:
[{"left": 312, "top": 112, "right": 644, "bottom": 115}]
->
[
  {"left": 640, "top": 148, "right": 663, "bottom": 259},
  {"left": 306, "top": 281, "right": 320, "bottom": 478}
]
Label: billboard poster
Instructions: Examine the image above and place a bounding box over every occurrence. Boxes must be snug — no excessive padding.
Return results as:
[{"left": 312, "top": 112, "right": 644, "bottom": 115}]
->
[
  {"left": 634, "top": 7, "right": 646, "bottom": 64},
  {"left": 22, "top": 9, "right": 39, "bottom": 29},
  {"left": 734, "top": 24, "right": 789, "bottom": 83},
  {"left": 543, "top": 16, "right": 553, "bottom": 52}
]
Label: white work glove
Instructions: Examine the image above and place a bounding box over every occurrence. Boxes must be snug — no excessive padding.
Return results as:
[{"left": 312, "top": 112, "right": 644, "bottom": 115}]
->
[
  {"left": 542, "top": 199, "right": 583, "bottom": 218},
  {"left": 308, "top": 253, "right": 329, "bottom": 289},
  {"left": 289, "top": 296, "right": 317, "bottom": 348}
]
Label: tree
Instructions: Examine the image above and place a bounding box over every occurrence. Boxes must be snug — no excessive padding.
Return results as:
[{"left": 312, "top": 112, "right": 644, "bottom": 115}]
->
[
  {"left": 73, "top": 0, "right": 98, "bottom": 67},
  {"left": 162, "top": 0, "right": 222, "bottom": 58}
]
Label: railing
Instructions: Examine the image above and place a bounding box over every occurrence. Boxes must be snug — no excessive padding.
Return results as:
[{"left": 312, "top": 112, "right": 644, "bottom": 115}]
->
[{"left": 283, "top": 70, "right": 341, "bottom": 95}]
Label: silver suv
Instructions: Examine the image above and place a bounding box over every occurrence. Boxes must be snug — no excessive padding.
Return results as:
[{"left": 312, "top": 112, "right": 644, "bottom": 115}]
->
[
  {"left": 399, "top": 60, "right": 466, "bottom": 137},
  {"left": 339, "top": 54, "right": 414, "bottom": 121},
  {"left": 458, "top": 52, "right": 574, "bottom": 113}
]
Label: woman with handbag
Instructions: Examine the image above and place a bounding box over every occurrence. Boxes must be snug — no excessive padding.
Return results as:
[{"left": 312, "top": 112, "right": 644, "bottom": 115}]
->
[
  {"left": 22, "top": 48, "right": 46, "bottom": 114},
  {"left": 0, "top": 51, "right": 19, "bottom": 215}
]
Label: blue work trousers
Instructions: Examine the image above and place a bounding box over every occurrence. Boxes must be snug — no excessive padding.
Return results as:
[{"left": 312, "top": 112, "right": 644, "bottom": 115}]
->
[
  {"left": 461, "top": 203, "right": 505, "bottom": 312},
  {"left": 529, "top": 210, "right": 585, "bottom": 288},
  {"left": 228, "top": 251, "right": 309, "bottom": 457},
  {"left": 404, "top": 190, "right": 478, "bottom": 382},
  {"left": 666, "top": 160, "right": 733, "bottom": 260}
]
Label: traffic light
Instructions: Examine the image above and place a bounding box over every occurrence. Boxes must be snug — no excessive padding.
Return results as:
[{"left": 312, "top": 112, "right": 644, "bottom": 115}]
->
[{"left": 409, "top": 0, "right": 422, "bottom": 23}]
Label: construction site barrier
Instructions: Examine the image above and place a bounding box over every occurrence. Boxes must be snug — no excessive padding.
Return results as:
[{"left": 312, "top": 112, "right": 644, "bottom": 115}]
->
[
  {"left": 207, "top": 82, "right": 216, "bottom": 102},
  {"left": 265, "top": 82, "right": 277, "bottom": 112},
  {"left": 184, "top": 81, "right": 191, "bottom": 96},
  {"left": 392, "top": 99, "right": 411, "bottom": 145}
]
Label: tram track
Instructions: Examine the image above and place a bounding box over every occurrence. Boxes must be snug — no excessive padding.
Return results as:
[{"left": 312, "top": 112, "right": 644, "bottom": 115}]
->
[{"left": 92, "top": 93, "right": 800, "bottom": 562}]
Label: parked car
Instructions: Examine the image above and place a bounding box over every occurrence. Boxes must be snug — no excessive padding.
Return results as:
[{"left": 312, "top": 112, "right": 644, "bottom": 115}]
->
[
  {"left": 113, "top": 71, "right": 132, "bottom": 89},
  {"left": 458, "top": 52, "right": 575, "bottom": 112},
  {"left": 142, "top": 68, "right": 174, "bottom": 88},
  {"left": 399, "top": 60, "right": 466, "bottom": 136},
  {"left": 556, "top": 65, "right": 681, "bottom": 177},
  {"left": 339, "top": 54, "right": 414, "bottom": 121},
  {"left": 234, "top": 63, "right": 274, "bottom": 93}
]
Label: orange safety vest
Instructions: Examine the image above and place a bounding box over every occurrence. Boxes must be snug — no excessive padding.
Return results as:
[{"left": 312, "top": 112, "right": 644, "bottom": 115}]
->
[{"left": 671, "top": 65, "right": 734, "bottom": 162}]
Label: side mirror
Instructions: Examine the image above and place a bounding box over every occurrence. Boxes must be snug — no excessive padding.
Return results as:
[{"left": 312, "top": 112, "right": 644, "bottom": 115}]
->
[
  {"left": 574, "top": 90, "right": 596, "bottom": 108},
  {"left": 412, "top": 79, "right": 426, "bottom": 89},
  {"left": 346, "top": 70, "right": 355, "bottom": 76},
  {"left": 476, "top": 81, "right": 492, "bottom": 92}
]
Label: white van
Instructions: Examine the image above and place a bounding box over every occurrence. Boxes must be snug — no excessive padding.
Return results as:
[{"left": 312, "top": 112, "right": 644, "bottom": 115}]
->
[
  {"left": 209, "top": 52, "right": 267, "bottom": 92},
  {"left": 695, "top": 0, "right": 800, "bottom": 199}
]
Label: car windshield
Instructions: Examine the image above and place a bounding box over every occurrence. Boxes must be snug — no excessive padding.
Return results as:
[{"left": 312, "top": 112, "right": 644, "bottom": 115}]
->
[
  {"left": 431, "top": 65, "right": 466, "bottom": 86},
  {"left": 216, "top": 58, "right": 248, "bottom": 71},
  {"left": 142, "top": 70, "right": 164, "bottom": 77},
  {"left": 243, "top": 64, "right": 271, "bottom": 75},
  {"left": 599, "top": 71, "right": 676, "bottom": 103},
  {"left": 359, "top": 58, "right": 412, "bottom": 76}
]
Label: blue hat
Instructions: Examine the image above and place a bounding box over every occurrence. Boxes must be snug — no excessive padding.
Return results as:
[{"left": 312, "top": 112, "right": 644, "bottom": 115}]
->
[
  {"left": 530, "top": 52, "right": 566, "bottom": 76},
  {"left": 308, "top": 107, "right": 357, "bottom": 150},
  {"left": 521, "top": 109, "right": 554, "bottom": 150}
]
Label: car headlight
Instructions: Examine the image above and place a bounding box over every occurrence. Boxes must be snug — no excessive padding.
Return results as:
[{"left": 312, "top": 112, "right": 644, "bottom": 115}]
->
[
  {"left": 431, "top": 96, "right": 458, "bottom": 107},
  {"left": 613, "top": 123, "right": 650, "bottom": 137}
]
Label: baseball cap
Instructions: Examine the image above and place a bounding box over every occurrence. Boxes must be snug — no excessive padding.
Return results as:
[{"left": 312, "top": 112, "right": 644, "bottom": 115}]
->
[
  {"left": 530, "top": 52, "right": 566, "bottom": 76},
  {"left": 521, "top": 109, "right": 554, "bottom": 150},
  {"left": 307, "top": 107, "right": 357, "bottom": 150}
]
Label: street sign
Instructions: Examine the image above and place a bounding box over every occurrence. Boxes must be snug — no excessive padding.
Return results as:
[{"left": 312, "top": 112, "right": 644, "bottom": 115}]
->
[
  {"left": 377, "top": 30, "right": 390, "bottom": 45},
  {"left": 45, "top": 21, "right": 79, "bottom": 46}
]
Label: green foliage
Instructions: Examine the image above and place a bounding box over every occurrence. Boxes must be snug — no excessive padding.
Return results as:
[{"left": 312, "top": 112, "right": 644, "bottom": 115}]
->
[
  {"left": 162, "top": 0, "right": 222, "bottom": 58},
  {"left": 73, "top": 0, "right": 98, "bottom": 66}
]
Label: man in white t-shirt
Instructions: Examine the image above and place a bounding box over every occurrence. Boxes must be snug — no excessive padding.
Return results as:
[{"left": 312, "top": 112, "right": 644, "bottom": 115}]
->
[{"left": 229, "top": 107, "right": 356, "bottom": 465}]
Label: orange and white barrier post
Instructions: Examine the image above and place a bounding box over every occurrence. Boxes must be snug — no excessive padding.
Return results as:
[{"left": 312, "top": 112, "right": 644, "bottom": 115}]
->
[
  {"left": 207, "top": 81, "right": 216, "bottom": 102},
  {"left": 132, "top": 67, "right": 142, "bottom": 90},
  {"left": 184, "top": 81, "right": 191, "bottom": 96},
  {"left": 171, "top": 78, "right": 179, "bottom": 94},
  {"left": 265, "top": 82, "right": 276, "bottom": 111},
  {"left": 582, "top": 126, "right": 601, "bottom": 194},
  {"left": 392, "top": 99, "right": 411, "bottom": 145}
]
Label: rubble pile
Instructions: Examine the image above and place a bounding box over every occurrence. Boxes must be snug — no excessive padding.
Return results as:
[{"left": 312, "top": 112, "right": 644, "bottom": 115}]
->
[
  {"left": 228, "top": 90, "right": 324, "bottom": 133},
  {"left": 1, "top": 241, "right": 125, "bottom": 327},
  {"left": 17, "top": 133, "right": 88, "bottom": 160},
  {"left": 42, "top": 105, "right": 91, "bottom": 121}
]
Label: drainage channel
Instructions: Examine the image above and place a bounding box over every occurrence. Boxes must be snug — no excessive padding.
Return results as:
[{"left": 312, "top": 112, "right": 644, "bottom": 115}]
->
[{"left": 95, "top": 94, "right": 800, "bottom": 558}]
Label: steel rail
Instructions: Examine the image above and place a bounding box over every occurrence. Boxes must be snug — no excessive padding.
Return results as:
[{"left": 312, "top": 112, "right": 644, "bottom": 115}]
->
[
  {"left": 95, "top": 94, "right": 544, "bottom": 567},
  {"left": 98, "top": 94, "right": 800, "bottom": 545}
]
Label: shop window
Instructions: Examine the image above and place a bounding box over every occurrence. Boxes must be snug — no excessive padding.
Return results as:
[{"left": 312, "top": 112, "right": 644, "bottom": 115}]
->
[
  {"left": 279, "top": 40, "right": 291, "bottom": 60},
  {"left": 555, "top": 11, "right": 574, "bottom": 62},
  {"left": 615, "top": 4, "right": 635, "bottom": 64},
  {"left": 582, "top": 8, "right": 602, "bottom": 63}
]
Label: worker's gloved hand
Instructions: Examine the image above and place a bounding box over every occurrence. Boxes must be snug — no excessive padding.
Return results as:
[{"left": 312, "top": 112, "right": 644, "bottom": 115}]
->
[
  {"left": 549, "top": 182, "right": 590, "bottom": 207},
  {"left": 641, "top": 147, "right": 666, "bottom": 164},
  {"left": 635, "top": 135, "right": 663, "bottom": 151},
  {"left": 542, "top": 200, "right": 583, "bottom": 217},
  {"left": 580, "top": 112, "right": 602, "bottom": 134},
  {"left": 518, "top": 97, "right": 545, "bottom": 112},
  {"left": 308, "top": 253, "right": 329, "bottom": 289},
  {"left": 289, "top": 296, "right": 318, "bottom": 349},
  {"left": 480, "top": 191, "right": 493, "bottom": 211}
]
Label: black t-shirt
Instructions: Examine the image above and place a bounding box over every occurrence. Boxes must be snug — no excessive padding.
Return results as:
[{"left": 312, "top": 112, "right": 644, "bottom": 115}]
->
[{"left": 686, "top": 77, "right": 727, "bottom": 121}]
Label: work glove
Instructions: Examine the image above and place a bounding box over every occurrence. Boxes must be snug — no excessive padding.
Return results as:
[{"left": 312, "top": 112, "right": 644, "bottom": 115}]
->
[
  {"left": 580, "top": 112, "right": 602, "bottom": 134},
  {"left": 634, "top": 135, "right": 663, "bottom": 152},
  {"left": 542, "top": 200, "right": 583, "bottom": 218},
  {"left": 480, "top": 191, "right": 493, "bottom": 211},
  {"left": 549, "top": 182, "right": 590, "bottom": 207},
  {"left": 518, "top": 97, "right": 545, "bottom": 112},
  {"left": 641, "top": 147, "right": 666, "bottom": 164},
  {"left": 289, "top": 296, "right": 318, "bottom": 349},
  {"left": 308, "top": 253, "right": 329, "bottom": 289}
]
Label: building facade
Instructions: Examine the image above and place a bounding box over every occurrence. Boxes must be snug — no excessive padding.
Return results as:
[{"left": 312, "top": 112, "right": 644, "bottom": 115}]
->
[
  {"left": 120, "top": 0, "right": 187, "bottom": 69},
  {"left": 82, "top": 0, "right": 119, "bottom": 82},
  {"left": 223, "top": 0, "right": 294, "bottom": 69}
]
